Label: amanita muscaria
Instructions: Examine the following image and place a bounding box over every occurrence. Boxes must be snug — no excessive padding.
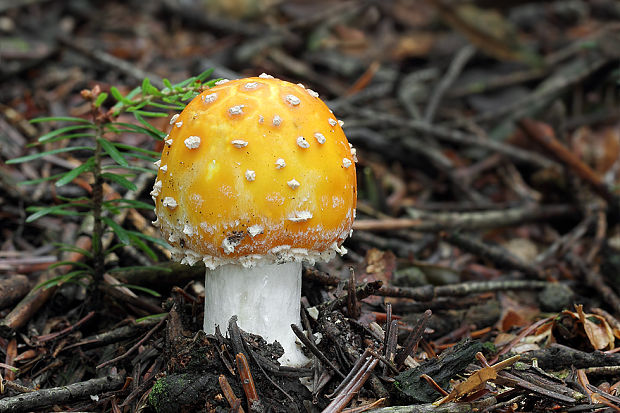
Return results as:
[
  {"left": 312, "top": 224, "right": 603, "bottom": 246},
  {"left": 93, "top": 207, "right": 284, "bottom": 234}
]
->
[{"left": 151, "top": 74, "right": 357, "bottom": 366}]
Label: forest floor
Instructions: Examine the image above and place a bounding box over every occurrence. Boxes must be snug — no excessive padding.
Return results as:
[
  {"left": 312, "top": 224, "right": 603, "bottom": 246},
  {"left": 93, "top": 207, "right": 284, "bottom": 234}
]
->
[{"left": 1, "top": 0, "right": 620, "bottom": 412}]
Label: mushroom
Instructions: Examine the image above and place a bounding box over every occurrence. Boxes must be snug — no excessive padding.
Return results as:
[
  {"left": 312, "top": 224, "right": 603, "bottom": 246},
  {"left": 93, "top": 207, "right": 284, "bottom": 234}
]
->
[{"left": 152, "top": 76, "right": 357, "bottom": 366}]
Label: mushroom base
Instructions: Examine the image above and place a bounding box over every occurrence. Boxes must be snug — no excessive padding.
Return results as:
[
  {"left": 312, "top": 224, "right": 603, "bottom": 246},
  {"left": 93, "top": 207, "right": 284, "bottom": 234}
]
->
[{"left": 203, "top": 261, "right": 310, "bottom": 367}]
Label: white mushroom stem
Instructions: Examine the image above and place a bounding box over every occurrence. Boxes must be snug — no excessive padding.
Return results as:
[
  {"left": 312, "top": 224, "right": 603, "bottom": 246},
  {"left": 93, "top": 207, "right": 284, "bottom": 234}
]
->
[{"left": 203, "top": 262, "right": 310, "bottom": 367}]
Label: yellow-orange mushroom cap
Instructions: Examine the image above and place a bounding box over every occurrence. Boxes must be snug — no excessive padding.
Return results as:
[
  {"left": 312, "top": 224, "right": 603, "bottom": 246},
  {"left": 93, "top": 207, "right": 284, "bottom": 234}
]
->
[{"left": 152, "top": 75, "right": 357, "bottom": 269}]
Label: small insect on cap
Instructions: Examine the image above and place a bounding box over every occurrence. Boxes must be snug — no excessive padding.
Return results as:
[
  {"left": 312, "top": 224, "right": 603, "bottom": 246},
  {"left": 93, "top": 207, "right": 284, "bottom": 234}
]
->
[{"left": 152, "top": 75, "right": 357, "bottom": 269}]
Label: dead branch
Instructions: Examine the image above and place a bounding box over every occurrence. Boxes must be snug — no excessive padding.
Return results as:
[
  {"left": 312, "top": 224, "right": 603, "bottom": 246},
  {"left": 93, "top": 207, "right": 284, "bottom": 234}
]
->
[
  {"left": 520, "top": 344, "right": 620, "bottom": 370},
  {"left": 0, "top": 374, "right": 125, "bottom": 412},
  {"left": 353, "top": 204, "right": 575, "bottom": 232},
  {"left": 0, "top": 274, "right": 29, "bottom": 310},
  {"left": 376, "top": 280, "right": 549, "bottom": 302},
  {"left": 97, "top": 314, "right": 167, "bottom": 369},
  {"left": 441, "top": 231, "right": 543, "bottom": 279},
  {"left": 291, "top": 323, "right": 345, "bottom": 379}
]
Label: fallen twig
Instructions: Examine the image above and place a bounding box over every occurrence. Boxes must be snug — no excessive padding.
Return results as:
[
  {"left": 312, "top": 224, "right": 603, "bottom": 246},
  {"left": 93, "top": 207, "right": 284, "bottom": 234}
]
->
[
  {"left": 0, "top": 374, "right": 125, "bottom": 412},
  {"left": 519, "top": 343, "right": 620, "bottom": 370},
  {"left": 219, "top": 374, "right": 245, "bottom": 413},
  {"left": 347, "top": 268, "right": 359, "bottom": 319},
  {"left": 569, "top": 255, "right": 620, "bottom": 316},
  {"left": 442, "top": 231, "right": 544, "bottom": 279},
  {"left": 291, "top": 323, "right": 345, "bottom": 379},
  {"left": 326, "top": 348, "right": 372, "bottom": 399},
  {"left": 242, "top": 338, "right": 298, "bottom": 405},
  {"left": 35, "top": 310, "right": 95, "bottom": 343},
  {"left": 323, "top": 352, "right": 379, "bottom": 413},
  {"left": 96, "top": 314, "right": 167, "bottom": 369},
  {"left": 120, "top": 357, "right": 162, "bottom": 408},
  {"left": 425, "top": 45, "right": 476, "bottom": 123},
  {"left": 497, "top": 370, "right": 577, "bottom": 404},
  {"left": 63, "top": 318, "right": 160, "bottom": 351},
  {"left": 0, "top": 274, "right": 30, "bottom": 310},
  {"left": 376, "top": 280, "right": 549, "bottom": 302},
  {"left": 58, "top": 36, "right": 164, "bottom": 88},
  {"left": 395, "top": 309, "right": 432, "bottom": 369},
  {"left": 383, "top": 304, "right": 397, "bottom": 376},
  {"left": 235, "top": 353, "right": 260, "bottom": 410},
  {"left": 346, "top": 107, "right": 557, "bottom": 169},
  {"left": 353, "top": 204, "right": 575, "bottom": 232},
  {"left": 320, "top": 281, "right": 383, "bottom": 313}
]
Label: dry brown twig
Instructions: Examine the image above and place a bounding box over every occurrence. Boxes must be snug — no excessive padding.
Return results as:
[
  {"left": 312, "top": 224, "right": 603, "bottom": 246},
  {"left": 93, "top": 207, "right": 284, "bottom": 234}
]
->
[
  {"left": 395, "top": 309, "right": 432, "bottom": 369},
  {"left": 34, "top": 310, "right": 95, "bottom": 344},
  {"left": 291, "top": 323, "right": 345, "bottom": 379},
  {"left": 96, "top": 314, "right": 167, "bottom": 369},
  {"left": 353, "top": 204, "right": 575, "bottom": 232},
  {"left": 323, "top": 351, "right": 379, "bottom": 413},
  {"left": 235, "top": 353, "right": 260, "bottom": 410},
  {"left": 219, "top": 374, "right": 245, "bottom": 413},
  {"left": 0, "top": 375, "right": 125, "bottom": 411}
]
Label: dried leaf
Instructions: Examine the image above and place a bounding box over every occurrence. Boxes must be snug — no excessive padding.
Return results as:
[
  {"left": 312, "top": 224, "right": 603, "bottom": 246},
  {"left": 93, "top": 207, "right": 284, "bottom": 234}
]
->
[
  {"left": 498, "top": 294, "right": 539, "bottom": 332},
  {"left": 560, "top": 305, "right": 615, "bottom": 350},
  {"left": 501, "top": 309, "right": 528, "bottom": 332},
  {"left": 591, "top": 308, "right": 620, "bottom": 340},
  {"left": 576, "top": 305, "right": 615, "bottom": 351},
  {"left": 391, "top": 32, "right": 436, "bottom": 60},
  {"left": 503, "top": 238, "right": 539, "bottom": 263},
  {"left": 365, "top": 248, "right": 397, "bottom": 282},
  {"left": 435, "top": 354, "right": 520, "bottom": 405},
  {"left": 362, "top": 249, "right": 397, "bottom": 306}
]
